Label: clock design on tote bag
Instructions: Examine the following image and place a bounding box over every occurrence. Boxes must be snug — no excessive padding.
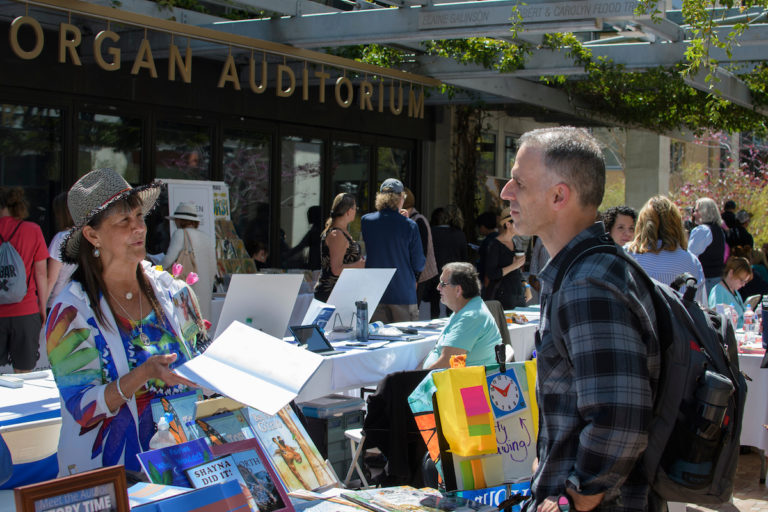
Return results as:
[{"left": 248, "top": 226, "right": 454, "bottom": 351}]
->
[{"left": 487, "top": 370, "right": 526, "bottom": 417}]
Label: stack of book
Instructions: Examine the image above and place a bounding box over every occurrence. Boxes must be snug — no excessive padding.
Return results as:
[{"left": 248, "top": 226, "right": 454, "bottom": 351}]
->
[{"left": 136, "top": 393, "right": 337, "bottom": 512}]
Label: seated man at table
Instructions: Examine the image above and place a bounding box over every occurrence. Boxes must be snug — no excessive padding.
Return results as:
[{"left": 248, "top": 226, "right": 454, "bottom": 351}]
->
[{"left": 422, "top": 262, "right": 502, "bottom": 369}]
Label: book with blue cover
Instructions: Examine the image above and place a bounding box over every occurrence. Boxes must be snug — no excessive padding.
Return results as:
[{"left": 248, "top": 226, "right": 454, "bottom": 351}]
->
[
  {"left": 196, "top": 409, "right": 254, "bottom": 445},
  {"left": 136, "top": 438, "right": 214, "bottom": 487}
]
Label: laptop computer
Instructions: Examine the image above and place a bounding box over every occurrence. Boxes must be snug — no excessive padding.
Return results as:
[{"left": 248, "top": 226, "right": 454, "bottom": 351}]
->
[
  {"left": 214, "top": 274, "right": 303, "bottom": 339},
  {"left": 289, "top": 325, "right": 345, "bottom": 356}
]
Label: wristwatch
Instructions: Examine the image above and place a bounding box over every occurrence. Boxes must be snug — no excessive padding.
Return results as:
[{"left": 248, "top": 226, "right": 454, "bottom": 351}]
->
[{"left": 557, "top": 494, "right": 574, "bottom": 512}]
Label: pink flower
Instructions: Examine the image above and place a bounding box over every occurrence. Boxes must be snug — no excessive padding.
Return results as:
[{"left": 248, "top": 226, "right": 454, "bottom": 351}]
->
[
  {"left": 203, "top": 319, "right": 212, "bottom": 331},
  {"left": 172, "top": 263, "right": 183, "bottom": 277},
  {"left": 186, "top": 272, "right": 199, "bottom": 285}
]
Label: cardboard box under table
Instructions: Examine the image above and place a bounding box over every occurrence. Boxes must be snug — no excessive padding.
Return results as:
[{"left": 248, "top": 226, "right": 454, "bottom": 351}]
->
[{"left": 299, "top": 395, "right": 365, "bottom": 479}]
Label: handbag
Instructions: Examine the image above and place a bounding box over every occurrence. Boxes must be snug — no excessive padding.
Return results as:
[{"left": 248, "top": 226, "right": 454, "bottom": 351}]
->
[
  {"left": 432, "top": 366, "right": 497, "bottom": 457},
  {"left": 174, "top": 229, "right": 198, "bottom": 281}
]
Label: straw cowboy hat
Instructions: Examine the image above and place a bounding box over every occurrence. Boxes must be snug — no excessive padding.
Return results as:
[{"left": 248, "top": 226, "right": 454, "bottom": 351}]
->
[
  {"left": 62, "top": 168, "right": 162, "bottom": 264},
  {"left": 166, "top": 202, "right": 201, "bottom": 222}
]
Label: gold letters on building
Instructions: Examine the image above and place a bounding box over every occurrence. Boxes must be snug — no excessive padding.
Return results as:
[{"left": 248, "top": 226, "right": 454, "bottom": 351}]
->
[{"left": 8, "top": 14, "right": 425, "bottom": 119}]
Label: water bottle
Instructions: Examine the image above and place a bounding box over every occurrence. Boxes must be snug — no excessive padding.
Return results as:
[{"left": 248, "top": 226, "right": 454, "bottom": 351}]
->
[
  {"left": 149, "top": 413, "right": 177, "bottom": 450},
  {"left": 665, "top": 370, "right": 734, "bottom": 487},
  {"left": 744, "top": 304, "right": 755, "bottom": 333},
  {"left": 368, "top": 321, "right": 384, "bottom": 335},
  {"left": 355, "top": 300, "right": 368, "bottom": 342}
]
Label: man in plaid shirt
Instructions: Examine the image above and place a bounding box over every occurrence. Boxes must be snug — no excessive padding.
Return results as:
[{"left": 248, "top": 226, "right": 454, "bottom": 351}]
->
[{"left": 501, "top": 127, "right": 662, "bottom": 512}]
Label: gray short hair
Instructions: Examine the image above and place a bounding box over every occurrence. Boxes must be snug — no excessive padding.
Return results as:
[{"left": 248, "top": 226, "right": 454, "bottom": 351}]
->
[
  {"left": 519, "top": 127, "right": 605, "bottom": 208},
  {"left": 443, "top": 262, "right": 481, "bottom": 299},
  {"left": 695, "top": 197, "right": 722, "bottom": 225}
]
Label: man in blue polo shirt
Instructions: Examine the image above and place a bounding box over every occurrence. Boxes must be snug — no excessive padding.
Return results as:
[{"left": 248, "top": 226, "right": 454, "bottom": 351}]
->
[
  {"left": 422, "top": 262, "right": 501, "bottom": 369},
  {"left": 362, "top": 178, "right": 426, "bottom": 323}
]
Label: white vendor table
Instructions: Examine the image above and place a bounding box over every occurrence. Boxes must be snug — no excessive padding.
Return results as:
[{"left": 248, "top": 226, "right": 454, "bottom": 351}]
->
[
  {"left": 0, "top": 370, "right": 61, "bottom": 505},
  {"left": 740, "top": 353, "right": 768, "bottom": 453},
  {"left": 295, "top": 313, "right": 540, "bottom": 402},
  {"left": 296, "top": 334, "right": 439, "bottom": 402},
  {"left": 738, "top": 352, "right": 768, "bottom": 483}
]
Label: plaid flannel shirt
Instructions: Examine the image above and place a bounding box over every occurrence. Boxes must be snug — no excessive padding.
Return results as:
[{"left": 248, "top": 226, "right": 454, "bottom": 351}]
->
[{"left": 532, "top": 223, "right": 661, "bottom": 512}]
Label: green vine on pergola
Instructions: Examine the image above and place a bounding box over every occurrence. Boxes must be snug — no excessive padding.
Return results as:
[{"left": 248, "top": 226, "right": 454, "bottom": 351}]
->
[{"left": 333, "top": 2, "right": 768, "bottom": 136}]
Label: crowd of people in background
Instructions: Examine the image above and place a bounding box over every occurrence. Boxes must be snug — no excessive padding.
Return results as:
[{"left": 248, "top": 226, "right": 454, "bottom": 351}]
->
[{"left": 4, "top": 166, "right": 767, "bottom": 374}]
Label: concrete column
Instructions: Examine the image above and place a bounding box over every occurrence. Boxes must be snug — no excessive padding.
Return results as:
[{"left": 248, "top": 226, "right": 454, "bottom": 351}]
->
[
  {"left": 422, "top": 105, "right": 453, "bottom": 216},
  {"left": 624, "top": 129, "right": 670, "bottom": 209}
]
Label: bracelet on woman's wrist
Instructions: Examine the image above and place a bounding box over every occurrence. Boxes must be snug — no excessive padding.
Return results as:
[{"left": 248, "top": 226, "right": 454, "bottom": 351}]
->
[{"left": 116, "top": 376, "right": 131, "bottom": 402}]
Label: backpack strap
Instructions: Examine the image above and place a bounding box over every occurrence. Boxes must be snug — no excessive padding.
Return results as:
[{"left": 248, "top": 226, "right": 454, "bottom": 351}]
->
[
  {"left": 548, "top": 232, "right": 671, "bottom": 364},
  {"left": 0, "top": 220, "right": 24, "bottom": 244}
]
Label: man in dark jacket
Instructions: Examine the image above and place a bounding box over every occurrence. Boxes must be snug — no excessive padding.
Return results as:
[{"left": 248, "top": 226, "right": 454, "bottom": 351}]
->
[{"left": 362, "top": 178, "right": 426, "bottom": 323}]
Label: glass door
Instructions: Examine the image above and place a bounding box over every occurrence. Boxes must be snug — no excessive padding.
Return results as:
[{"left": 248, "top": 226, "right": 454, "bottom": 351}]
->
[
  {"left": 280, "top": 136, "right": 323, "bottom": 269},
  {"left": 331, "top": 141, "right": 370, "bottom": 240}
]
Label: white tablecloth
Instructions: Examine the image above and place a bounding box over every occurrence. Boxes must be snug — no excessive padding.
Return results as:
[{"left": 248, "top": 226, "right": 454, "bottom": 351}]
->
[
  {"left": 739, "top": 353, "right": 768, "bottom": 451},
  {"left": 296, "top": 335, "right": 439, "bottom": 402},
  {"left": 294, "top": 314, "right": 541, "bottom": 402},
  {"left": 0, "top": 371, "right": 60, "bottom": 428},
  {"left": 508, "top": 322, "right": 538, "bottom": 361}
]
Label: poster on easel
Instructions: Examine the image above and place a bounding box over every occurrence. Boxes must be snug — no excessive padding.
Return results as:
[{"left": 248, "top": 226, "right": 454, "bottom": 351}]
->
[
  {"left": 162, "top": 178, "right": 220, "bottom": 244},
  {"left": 163, "top": 179, "right": 254, "bottom": 276}
]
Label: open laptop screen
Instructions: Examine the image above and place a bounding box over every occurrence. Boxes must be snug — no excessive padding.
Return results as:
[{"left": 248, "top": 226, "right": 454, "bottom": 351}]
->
[{"left": 290, "top": 325, "right": 334, "bottom": 353}]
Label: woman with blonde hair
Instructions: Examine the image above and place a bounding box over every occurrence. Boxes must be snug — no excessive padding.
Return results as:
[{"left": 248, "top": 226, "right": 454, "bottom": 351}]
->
[
  {"left": 625, "top": 195, "right": 706, "bottom": 303},
  {"left": 314, "top": 193, "right": 364, "bottom": 302}
]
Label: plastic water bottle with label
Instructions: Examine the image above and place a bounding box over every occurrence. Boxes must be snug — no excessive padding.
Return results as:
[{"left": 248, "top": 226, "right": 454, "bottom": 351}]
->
[
  {"left": 744, "top": 304, "right": 755, "bottom": 333},
  {"left": 729, "top": 303, "right": 738, "bottom": 330}
]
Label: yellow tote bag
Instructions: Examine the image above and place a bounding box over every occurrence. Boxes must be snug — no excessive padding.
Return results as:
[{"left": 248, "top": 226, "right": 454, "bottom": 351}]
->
[{"left": 433, "top": 366, "right": 497, "bottom": 457}]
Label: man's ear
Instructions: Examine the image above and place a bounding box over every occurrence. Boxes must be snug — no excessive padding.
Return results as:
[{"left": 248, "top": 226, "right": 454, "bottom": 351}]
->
[{"left": 551, "top": 182, "right": 571, "bottom": 211}]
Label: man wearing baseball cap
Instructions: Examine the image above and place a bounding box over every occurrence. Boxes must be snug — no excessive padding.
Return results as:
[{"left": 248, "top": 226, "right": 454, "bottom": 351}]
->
[{"left": 361, "top": 178, "right": 426, "bottom": 323}]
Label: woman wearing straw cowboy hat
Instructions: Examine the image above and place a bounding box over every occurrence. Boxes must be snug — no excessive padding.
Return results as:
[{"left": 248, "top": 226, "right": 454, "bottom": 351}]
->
[
  {"left": 44, "top": 168, "right": 202, "bottom": 477},
  {"left": 161, "top": 202, "right": 217, "bottom": 320}
]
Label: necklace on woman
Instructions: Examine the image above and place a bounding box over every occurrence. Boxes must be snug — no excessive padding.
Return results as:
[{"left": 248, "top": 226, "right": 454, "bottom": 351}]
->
[
  {"left": 721, "top": 279, "right": 739, "bottom": 302},
  {"left": 109, "top": 290, "right": 150, "bottom": 346}
]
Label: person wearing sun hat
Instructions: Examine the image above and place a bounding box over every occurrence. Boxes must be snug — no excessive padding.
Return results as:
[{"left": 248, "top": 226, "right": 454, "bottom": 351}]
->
[
  {"left": 361, "top": 178, "right": 426, "bottom": 323},
  {"left": 44, "top": 168, "right": 202, "bottom": 478},
  {"left": 161, "top": 201, "right": 217, "bottom": 319}
]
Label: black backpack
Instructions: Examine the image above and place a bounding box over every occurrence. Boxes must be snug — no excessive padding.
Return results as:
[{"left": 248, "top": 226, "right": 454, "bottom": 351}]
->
[{"left": 549, "top": 233, "right": 747, "bottom": 504}]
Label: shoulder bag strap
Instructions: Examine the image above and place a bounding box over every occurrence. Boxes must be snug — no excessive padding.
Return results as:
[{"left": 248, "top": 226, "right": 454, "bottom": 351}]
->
[{"left": 0, "top": 220, "right": 24, "bottom": 244}]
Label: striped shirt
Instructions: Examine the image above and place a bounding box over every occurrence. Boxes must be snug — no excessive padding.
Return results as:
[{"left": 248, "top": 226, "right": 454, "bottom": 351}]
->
[
  {"left": 533, "top": 223, "right": 661, "bottom": 512},
  {"left": 624, "top": 242, "right": 707, "bottom": 304}
]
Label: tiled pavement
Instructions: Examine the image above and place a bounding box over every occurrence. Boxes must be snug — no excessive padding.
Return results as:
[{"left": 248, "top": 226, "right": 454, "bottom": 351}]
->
[{"left": 686, "top": 450, "right": 768, "bottom": 512}]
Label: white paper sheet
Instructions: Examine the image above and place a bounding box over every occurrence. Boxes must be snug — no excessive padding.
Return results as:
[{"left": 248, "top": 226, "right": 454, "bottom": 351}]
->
[
  {"left": 214, "top": 274, "right": 303, "bottom": 338},
  {"left": 326, "top": 268, "right": 396, "bottom": 329},
  {"left": 176, "top": 321, "right": 323, "bottom": 415}
]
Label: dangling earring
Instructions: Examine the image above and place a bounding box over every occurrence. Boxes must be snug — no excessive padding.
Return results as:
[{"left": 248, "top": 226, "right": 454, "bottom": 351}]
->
[{"left": 93, "top": 247, "right": 100, "bottom": 258}]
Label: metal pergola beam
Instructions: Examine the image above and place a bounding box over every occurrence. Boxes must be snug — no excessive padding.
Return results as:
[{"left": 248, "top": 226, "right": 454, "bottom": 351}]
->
[{"left": 207, "top": 0, "right": 640, "bottom": 48}]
